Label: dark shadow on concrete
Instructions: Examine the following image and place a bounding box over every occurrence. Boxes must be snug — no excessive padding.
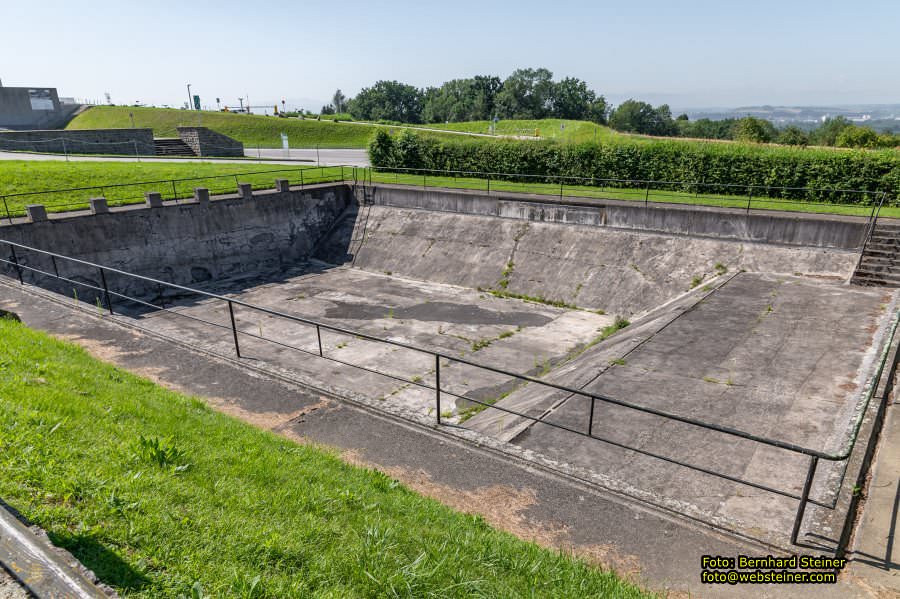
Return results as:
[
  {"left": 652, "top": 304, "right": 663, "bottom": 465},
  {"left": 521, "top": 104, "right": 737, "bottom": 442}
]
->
[{"left": 46, "top": 531, "right": 149, "bottom": 592}]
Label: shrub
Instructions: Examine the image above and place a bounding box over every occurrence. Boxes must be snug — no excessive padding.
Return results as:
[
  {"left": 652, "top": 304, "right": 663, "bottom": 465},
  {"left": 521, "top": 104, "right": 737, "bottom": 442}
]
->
[{"left": 368, "top": 132, "right": 900, "bottom": 202}]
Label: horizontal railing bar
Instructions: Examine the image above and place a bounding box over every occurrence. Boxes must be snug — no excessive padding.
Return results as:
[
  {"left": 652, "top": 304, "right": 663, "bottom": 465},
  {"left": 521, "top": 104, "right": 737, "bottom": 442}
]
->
[
  {"left": 371, "top": 166, "right": 883, "bottom": 196},
  {"left": 0, "top": 239, "right": 855, "bottom": 460}
]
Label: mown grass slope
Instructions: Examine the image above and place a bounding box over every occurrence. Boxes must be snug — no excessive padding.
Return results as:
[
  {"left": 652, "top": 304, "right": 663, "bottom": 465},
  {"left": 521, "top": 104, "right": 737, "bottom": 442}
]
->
[
  {"left": 0, "top": 319, "right": 650, "bottom": 598},
  {"left": 418, "top": 118, "right": 625, "bottom": 143},
  {"left": 0, "top": 160, "right": 346, "bottom": 215},
  {"left": 67, "top": 106, "right": 484, "bottom": 149}
]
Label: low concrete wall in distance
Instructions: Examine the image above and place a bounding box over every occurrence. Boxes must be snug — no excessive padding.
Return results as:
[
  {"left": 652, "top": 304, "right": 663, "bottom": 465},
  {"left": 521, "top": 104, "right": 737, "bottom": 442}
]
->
[
  {"left": 0, "top": 183, "right": 350, "bottom": 302},
  {"left": 0, "top": 128, "right": 155, "bottom": 155},
  {"left": 367, "top": 185, "right": 868, "bottom": 250}
]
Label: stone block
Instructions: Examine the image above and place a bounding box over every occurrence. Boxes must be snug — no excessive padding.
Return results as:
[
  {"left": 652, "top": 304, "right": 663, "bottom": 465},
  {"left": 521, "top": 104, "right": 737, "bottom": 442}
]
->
[
  {"left": 26, "top": 204, "right": 48, "bottom": 222},
  {"left": 145, "top": 192, "right": 163, "bottom": 208},
  {"left": 89, "top": 197, "right": 108, "bottom": 215}
]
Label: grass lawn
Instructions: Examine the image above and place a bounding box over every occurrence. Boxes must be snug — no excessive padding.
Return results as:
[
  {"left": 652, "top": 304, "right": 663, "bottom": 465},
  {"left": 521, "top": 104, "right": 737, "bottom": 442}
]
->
[
  {"left": 414, "top": 119, "right": 625, "bottom": 143},
  {"left": 0, "top": 160, "right": 352, "bottom": 216},
  {"left": 67, "top": 107, "right": 481, "bottom": 150},
  {"left": 367, "top": 170, "right": 895, "bottom": 218},
  {"left": 0, "top": 319, "right": 650, "bottom": 598}
]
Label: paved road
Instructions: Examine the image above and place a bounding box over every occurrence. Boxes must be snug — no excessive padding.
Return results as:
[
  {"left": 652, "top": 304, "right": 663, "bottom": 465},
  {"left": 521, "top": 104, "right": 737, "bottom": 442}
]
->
[{"left": 0, "top": 148, "right": 369, "bottom": 167}]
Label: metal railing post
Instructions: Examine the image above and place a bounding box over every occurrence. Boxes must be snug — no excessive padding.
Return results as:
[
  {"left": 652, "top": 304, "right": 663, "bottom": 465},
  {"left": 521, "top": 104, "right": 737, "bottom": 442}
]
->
[
  {"left": 644, "top": 182, "right": 650, "bottom": 207},
  {"left": 8, "top": 243, "right": 23, "bottom": 284},
  {"left": 98, "top": 267, "right": 113, "bottom": 314},
  {"left": 171, "top": 180, "right": 178, "bottom": 202},
  {"left": 227, "top": 300, "right": 241, "bottom": 358},
  {"left": 560, "top": 179, "right": 564, "bottom": 200},
  {"left": 316, "top": 324, "right": 323, "bottom": 357},
  {"left": 790, "top": 455, "right": 818, "bottom": 545},
  {"left": 746, "top": 186, "right": 753, "bottom": 213},
  {"left": 435, "top": 354, "right": 442, "bottom": 425},
  {"left": 588, "top": 396, "right": 595, "bottom": 436},
  {"left": 487, "top": 176, "right": 490, "bottom": 195},
  {"left": 1, "top": 196, "right": 10, "bottom": 223},
  {"left": 300, "top": 169, "right": 304, "bottom": 188},
  {"left": 51, "top": 255, "right": 59, "bottom": 277}
]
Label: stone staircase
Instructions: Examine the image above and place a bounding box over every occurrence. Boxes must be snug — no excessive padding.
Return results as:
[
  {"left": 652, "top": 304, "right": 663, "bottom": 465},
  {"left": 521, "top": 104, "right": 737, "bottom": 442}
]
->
[
  {"left": 153, "top": 138, "right": 196, "bottom": 156},
  {"left": 852, "top": 221, "right": 900, "bottom": 287}
]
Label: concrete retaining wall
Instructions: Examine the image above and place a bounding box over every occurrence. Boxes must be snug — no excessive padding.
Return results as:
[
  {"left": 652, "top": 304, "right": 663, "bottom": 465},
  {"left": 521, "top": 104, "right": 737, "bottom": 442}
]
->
[
  {"left": 367, "top": 185, "right": 869, "bottom": 250},
  {"left": 0, "top": 184, "right": 349, "bottom": 302},
  {"left": 0, "top": 128, "right": 155, "bottom": 155},
  {"left": 177, "top": 126, "right": 244, "bottom": 157}
]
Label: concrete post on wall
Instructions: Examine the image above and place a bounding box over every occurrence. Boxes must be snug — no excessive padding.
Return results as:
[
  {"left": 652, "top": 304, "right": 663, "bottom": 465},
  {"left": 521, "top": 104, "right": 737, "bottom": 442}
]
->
[
  {"left": 194, "top": 188, "right": 210, "bottom": 205},
  {"left": 89, "top": 198, "right": 109, "bottom": 215},
  {"left": 26, "top": 205, "right": 48, "bottom": 222},
  {"left": 275, "top": 179, "right": 290, "bottom": 192},
  {"left": 238, "top": 183, "right": 253, "bottom": 200},
  {"left": 145, "top": 192, "right": 163, "bottom": 208}
]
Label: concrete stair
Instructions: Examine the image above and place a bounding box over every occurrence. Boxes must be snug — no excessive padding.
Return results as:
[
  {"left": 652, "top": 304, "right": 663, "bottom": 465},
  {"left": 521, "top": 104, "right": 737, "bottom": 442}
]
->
[
  {"left": 153, "top": 138, "right": 196, "bottom": 156},
  {"left": 852, "top": 222, "right": 900, "bottom": 287}
]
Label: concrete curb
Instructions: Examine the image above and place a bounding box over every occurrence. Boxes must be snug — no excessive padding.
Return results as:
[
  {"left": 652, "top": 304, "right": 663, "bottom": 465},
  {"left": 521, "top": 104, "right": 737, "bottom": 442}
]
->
[{"left": 0, "top": 502, "right": 108, "bottom": 598}]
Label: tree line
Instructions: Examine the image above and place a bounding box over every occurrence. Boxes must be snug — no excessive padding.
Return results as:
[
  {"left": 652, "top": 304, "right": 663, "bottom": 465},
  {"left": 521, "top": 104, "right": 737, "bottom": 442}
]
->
[
  {"left": 319, "top": 69, "right": 898, "bottom": 150},
  {"left": 321, "top": 68, "right": 609, "bottom": 125},
  {"left": 608, "top": 100, "right": 899, "bottom": 149}
]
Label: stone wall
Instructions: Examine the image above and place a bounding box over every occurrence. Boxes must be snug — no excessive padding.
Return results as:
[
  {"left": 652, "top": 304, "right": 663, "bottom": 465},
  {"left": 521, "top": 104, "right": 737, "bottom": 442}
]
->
[
  {"left": 0, "top": 128, "right": 155, "bottom": 155},
  {"left": 177, "top": 126, "right": 244, "bottom": 157},
  {"left": 0, "top": 183, "right": 349, "bottom": 303}
]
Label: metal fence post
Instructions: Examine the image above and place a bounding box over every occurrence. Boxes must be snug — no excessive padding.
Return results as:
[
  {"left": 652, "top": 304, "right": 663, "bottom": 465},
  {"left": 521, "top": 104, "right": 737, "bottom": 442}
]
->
[
  {"left": 1, "top": 196, "right": 10, "bottom": 223},
  {"left": 98, "top": 267, "right": 113, "bottom": 315},
  {"left": 588, "top": 396, "right": 595, "bottom": 436},
  {"left": 790, "top": 455, "right": 818, "bottom": 545},
  {"left": 746, "top": 186, "right": 753, "bottom": 213},
  {"left": 300, "top": 169, "right": 304, "bottom": 188},
  {"left": 8, "top": 244, "right": 23, "bottom": 284},
  {"left": 227, "top": 300, "right": 241, "bottom": 358},
  {"left": 316, "top": 324, "right": 323, "bottom": 357},
  {"left": 435, "top": 354, "right": 442, "bottom": 425},
  {"left": 171, "top": 180, "right": 178, "bottom": 202},
  {"left": 487, "top": 176, "right": 491, "bottom": 195},
  {"left": 51, "top": 255, "right": 59, "bottom": 278},
  {"left": 644, "top": 182, "right": 650, "bottom": 207},
  {"left": 560, "top": 179, "right": 564, "bottom": 200}
]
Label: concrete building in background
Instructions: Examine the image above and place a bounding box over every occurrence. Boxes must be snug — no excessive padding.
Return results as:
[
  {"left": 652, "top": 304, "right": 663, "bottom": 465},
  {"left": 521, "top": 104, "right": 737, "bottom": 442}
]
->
[{"left": 0, "top": 84, "right": 81, "bottom": 129}]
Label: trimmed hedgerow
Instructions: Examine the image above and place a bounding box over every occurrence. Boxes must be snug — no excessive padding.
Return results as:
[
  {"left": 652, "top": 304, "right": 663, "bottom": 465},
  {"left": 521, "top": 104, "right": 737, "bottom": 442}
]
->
[{"left": 369, "top": 130, "right": 900, "bottom": 203}]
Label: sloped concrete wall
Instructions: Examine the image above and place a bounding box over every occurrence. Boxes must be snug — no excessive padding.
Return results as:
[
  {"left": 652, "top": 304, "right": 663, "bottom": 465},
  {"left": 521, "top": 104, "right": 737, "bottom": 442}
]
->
[
  {"left": 366, "top": 185, "right": 868, "bottom": 250},
  {"left": 0, "top": 184, "right": 349, "bottom": 301},
  {"left": 317, "top": 203, "right": 858, "bottom": 316}
]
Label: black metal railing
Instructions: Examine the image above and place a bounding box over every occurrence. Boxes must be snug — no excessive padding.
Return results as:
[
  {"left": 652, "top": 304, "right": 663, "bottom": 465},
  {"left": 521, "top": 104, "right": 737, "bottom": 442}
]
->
[
  {"left": 1, "top": 237, "right": 896, "bottom": 550},
  {"left": 363, "top": 166, "right": 891, "bottom": 218}
]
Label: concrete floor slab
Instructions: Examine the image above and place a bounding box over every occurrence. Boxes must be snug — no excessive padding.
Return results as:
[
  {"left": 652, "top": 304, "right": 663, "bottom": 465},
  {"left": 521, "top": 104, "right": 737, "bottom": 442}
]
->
[{"left": 477, "top": 272, "right": 897, "bottom": 545}]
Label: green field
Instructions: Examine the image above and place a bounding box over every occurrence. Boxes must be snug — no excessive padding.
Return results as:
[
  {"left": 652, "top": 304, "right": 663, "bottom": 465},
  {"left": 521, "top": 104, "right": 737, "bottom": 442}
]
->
[
  {"left": 415, "top": 118, "right": 625, "bottom": 143},
  {"left": 0, "top": 318, "right": 649, "bottom": 598},
  {"left": 0, "top": 160, "right": 350, "bottom": 216},
  {"left": 67, "top": 106, "right": 481, "bottom": 149}
]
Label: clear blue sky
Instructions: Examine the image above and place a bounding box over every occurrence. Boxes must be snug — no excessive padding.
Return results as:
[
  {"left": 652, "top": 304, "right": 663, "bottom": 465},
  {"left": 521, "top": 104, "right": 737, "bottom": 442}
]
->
[{"left": 2, "top": 0, "right": 897, "bottom": 111}]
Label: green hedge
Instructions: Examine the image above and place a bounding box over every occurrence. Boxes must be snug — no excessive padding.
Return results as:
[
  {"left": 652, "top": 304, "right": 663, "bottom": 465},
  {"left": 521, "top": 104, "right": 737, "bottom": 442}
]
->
[{"left": 369, "top": 130, "right": 900, "bottom": 203}]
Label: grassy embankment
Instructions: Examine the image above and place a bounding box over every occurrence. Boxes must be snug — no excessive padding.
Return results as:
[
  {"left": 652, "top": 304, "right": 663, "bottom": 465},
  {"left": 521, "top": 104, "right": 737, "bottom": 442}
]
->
[
  {"left": 414, "top": 118, "right": 624, "bottom": 143},
  {"left": 1, "top": 158, "right": 896, "bottom": 219},
  {"left": 0, "top": 160, "right": 348, "bottom": 216},
  {"left": 66, "top": 106, "right": 483, "bottom": 149},
  {"left": 0, "top": 318, "right": 650, "bottom": 598}
]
